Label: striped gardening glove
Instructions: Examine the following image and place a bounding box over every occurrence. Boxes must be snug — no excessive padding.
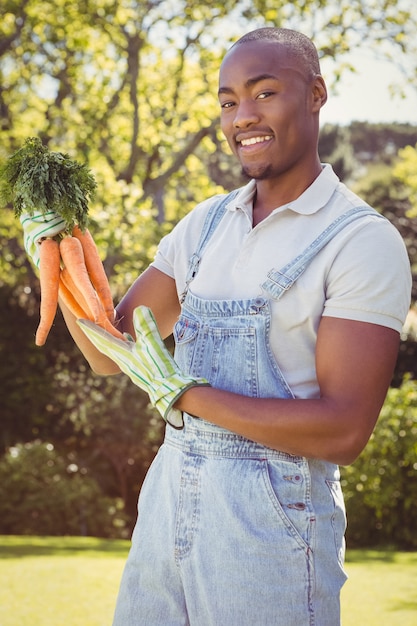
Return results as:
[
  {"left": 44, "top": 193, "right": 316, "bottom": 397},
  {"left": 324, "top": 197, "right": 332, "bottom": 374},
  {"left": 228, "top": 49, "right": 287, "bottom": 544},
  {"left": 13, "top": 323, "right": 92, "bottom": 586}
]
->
[
  {"left": 77, "top": 305, "right": 210, "bottom": 429},
  {"left": 20, "top": 210, "right": 66, "bottom": 268}
]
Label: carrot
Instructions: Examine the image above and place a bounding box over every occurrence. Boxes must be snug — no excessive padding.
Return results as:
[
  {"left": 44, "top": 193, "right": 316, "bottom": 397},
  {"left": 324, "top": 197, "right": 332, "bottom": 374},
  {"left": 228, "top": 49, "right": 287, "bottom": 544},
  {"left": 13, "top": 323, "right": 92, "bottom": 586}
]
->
[
  {"left": 59, "top": 241, "right": 126, "bottom": 340},
  {"left": 97, "top": 309, "right": 127, "bottom": 340},
  {"left": 60, "top": 266, "right": 95, "bottom": 321},
  {"left": 72, "top": 225, "right": 115, "bottom": 323},
  {"left": 59, "top": 235, "right": 102, "bottom": 323},
  {"left": 61, "top": 267, "right": 125, "bottom": 339},
  {"left": 35, "top": 238, "right": 61, "bottom": 346},
  {"left": 58, "top": 275, "right": 91, "bottom": 320}
]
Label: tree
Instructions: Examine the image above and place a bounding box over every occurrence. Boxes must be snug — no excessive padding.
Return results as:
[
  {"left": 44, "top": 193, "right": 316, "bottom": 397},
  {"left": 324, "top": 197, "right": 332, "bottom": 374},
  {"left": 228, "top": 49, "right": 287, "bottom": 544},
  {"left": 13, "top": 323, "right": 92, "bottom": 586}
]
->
[
  {"left": 352, "top": 160, "right": 417, "bottom": 296},
  {"left": 1, "top": 0, "right": 416, "bottom": 243},
  {"left": 341, "top": 376, "right": 417, "bottom": 549},
  {"left": 349, "top": 123, "right": 417, "bottom": 166},
  {"left": 350, "top": 154, "right": 417, "bottom": 386},
  {"left": 318, "top": 124, "right": 357, "bottom": 181},
  {"left": 1, "top": 0, "right": 417, "bottom": 533},
  {"left": 0, "top": 440, "right": 129, "bottom": 537},
  {"left": 393, "top": 143, "right": 417, "bottom": 219}
]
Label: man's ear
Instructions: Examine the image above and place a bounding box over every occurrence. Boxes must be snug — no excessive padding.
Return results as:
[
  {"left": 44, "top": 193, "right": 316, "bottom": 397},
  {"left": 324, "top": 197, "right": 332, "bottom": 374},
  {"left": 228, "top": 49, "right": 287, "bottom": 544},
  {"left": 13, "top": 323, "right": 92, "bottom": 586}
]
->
[{"left": 311, "top": 75, "right": 327, "bottom": 112}]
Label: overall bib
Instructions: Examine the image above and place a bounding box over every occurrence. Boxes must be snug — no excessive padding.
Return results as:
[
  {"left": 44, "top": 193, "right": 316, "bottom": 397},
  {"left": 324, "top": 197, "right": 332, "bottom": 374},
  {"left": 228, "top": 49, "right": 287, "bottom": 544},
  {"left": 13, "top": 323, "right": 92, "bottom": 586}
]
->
[{"left": 113, "top": 196, "right": 381, "bottom": 626}]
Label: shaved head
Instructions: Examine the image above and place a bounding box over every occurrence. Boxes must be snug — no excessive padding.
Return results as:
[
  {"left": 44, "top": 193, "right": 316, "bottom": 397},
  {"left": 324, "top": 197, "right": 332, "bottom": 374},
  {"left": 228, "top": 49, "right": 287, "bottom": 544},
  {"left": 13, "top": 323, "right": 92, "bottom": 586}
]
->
[{"left": 230, "top": 28, "right": 321, "bottom": 81}]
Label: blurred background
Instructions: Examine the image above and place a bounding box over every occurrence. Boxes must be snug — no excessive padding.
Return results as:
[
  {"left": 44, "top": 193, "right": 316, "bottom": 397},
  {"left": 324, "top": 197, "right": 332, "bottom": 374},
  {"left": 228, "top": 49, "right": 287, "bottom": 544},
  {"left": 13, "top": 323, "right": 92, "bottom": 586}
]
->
[{"left": 0, "top": 0, "right": 416, "bottom": 550}]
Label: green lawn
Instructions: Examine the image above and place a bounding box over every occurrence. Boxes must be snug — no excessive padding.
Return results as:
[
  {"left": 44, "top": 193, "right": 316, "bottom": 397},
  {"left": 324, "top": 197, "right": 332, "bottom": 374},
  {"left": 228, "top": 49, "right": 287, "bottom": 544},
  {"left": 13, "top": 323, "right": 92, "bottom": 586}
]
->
[
  {"left": 0, "top": 536, "right": 127, "bottom": 626},
  {"left": 0, "top": 536, "right": 416, "bottom": 625},
  {"left": 341, "top": 549, "right": 417, "bottom": 625}
]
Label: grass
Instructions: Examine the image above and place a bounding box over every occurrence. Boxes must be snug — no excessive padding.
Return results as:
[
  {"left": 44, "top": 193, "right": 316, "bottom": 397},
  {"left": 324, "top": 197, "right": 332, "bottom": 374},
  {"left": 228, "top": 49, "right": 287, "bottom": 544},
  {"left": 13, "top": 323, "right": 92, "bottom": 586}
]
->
[
  {"left": 0, "top": 536, "right": 416, "bottom": 625},
  {"left": 0, "top": 536, "right": 128, "bottom": 626},
  {"left": 341, "top": 549, "right": 417, "bottom": 625}
]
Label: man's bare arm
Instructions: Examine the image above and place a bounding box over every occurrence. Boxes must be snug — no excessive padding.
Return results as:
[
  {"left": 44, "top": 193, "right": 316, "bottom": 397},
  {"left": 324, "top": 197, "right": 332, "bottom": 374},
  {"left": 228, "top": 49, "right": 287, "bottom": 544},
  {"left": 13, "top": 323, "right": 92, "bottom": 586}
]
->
[
  {"left": 175, "top": 318, "right": 400, "bottom": 466},
  {"left": 60, "top": 266, "right": 180, "bottom": 374}
]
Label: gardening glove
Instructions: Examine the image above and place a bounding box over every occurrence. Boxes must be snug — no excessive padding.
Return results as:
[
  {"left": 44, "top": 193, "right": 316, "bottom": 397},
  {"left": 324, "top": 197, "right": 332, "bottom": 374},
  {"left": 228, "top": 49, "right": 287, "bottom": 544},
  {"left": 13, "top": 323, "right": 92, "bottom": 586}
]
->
[
  {"left": 77, "top": 305, "right": 210, "bottom": 429},
  {"left": 20, "top": 210, "right": 66, "bottom": 268}
]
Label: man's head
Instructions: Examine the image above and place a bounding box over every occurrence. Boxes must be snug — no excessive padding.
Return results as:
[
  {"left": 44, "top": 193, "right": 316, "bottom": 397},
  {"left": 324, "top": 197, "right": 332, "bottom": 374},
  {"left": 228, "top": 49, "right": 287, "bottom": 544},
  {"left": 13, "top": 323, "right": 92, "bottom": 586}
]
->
[
  {"left": 232, "top": 27, "right": 322, "bottom": 81},
  {"left": 218, "top": 28, "right": 327, "bottom": 184}
]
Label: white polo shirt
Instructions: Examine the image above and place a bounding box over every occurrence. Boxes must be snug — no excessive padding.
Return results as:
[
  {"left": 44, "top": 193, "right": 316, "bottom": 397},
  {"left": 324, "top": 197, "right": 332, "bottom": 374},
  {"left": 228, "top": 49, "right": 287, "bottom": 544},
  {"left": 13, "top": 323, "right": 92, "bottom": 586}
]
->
[{"left": 152, "top": 165, "right": 411, "bottom": 398}]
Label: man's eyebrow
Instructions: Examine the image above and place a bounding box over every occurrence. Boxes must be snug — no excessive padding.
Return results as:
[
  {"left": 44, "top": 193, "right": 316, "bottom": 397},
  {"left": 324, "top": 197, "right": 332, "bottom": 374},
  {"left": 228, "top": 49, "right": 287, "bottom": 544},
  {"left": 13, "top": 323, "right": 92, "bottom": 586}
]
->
[
  {"left": 245, "top": 73, "right": 278, "bottom": 88},
  {"left": 218, "top": 73, "right": 279, "bottom": 96}
]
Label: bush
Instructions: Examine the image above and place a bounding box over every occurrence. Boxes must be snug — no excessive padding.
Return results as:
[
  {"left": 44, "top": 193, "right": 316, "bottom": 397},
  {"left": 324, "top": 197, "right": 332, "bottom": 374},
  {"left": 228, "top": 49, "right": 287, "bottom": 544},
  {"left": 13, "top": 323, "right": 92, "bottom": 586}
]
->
[
  {"left": 341, "top": 375, "right": 417, "bottom": 549},
  {"left": 0, "top": 440, "right": 129, "bottom": 537}
]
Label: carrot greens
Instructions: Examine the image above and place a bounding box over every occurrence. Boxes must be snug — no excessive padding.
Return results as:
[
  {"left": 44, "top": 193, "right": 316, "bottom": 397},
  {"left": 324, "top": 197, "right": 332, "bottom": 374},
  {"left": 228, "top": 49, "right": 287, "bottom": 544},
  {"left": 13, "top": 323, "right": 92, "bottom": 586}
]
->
[
  {"left": 0, "top": 137, "right": 123, "bottom": 345},
  {"left": 0, "top": 137, "right": 96, "bottom": 231}
]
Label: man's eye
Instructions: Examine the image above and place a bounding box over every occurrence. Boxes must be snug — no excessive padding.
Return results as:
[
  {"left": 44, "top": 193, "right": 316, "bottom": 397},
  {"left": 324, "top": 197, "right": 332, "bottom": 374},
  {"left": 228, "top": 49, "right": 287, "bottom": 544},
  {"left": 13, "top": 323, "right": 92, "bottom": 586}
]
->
[
  {"left": 220, "top": 101, "right": 235, "bottom": 109},
  {"left": 257, "top": 91, "right": 273, "bottom": 100}
]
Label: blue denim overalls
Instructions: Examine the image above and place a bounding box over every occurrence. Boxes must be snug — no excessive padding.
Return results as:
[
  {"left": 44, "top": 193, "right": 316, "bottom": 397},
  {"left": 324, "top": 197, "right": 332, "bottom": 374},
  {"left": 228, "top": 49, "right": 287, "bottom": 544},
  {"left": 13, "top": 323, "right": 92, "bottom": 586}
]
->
[{"left": 113, "top": 194, "right": 382, "bottom": 626}]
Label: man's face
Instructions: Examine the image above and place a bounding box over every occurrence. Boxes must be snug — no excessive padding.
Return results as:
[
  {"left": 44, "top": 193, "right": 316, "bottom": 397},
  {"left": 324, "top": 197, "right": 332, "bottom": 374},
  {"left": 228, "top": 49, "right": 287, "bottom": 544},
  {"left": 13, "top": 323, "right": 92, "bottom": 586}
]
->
[{"left": 218, "top": 40, "right": 320, "bottom": 182}]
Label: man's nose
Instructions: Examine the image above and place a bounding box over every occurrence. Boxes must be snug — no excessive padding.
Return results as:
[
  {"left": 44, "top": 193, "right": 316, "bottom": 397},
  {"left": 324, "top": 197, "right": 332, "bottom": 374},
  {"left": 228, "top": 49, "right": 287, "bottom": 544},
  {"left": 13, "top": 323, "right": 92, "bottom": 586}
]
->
[{"left": 233, "top": 101, "right": 260, "bottom": 128}]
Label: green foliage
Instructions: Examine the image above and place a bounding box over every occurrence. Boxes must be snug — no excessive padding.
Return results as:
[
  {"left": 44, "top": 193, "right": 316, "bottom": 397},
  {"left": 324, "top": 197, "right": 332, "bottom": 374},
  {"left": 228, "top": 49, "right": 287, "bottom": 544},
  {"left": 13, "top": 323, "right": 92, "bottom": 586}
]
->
[
  {"left": 349, "top": 122, "right": 417, "bottom": 165},
  {"left": 50, "top": 362, "right": 165, "bottom": 523},
  {"left": 318, "top": 124, "right": 357, "bottom": 181},
  {"left": 394, "top": 143, "right": 417, "bottom": 218},
  {"left": 0, "top": 441, "right": 129, "bottom": 537},
  {"left": 0, "top": 137, "right": 96, "bottom": 231},
  {"left": 341, "top": 376, "right": 417, "bottom": 549},
  {"left": 351, "top": 158, "right": 417, "bottom": 304},
  {"left": 0, "top": 1, "right": 417, "bottom": 543},
  {"left": 0, "top": 284, "right": 54, "bottom": 449}
]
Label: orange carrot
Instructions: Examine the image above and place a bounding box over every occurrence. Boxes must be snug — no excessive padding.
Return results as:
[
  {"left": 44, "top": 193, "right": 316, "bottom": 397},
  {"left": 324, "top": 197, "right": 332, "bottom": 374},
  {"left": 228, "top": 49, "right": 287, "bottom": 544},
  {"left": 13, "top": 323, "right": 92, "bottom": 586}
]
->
[
  {"left": 72, "top": 225, "right": 115, "bottom": 323},
  {"left": 97, "top": 309, "right": 127, "bottom": 340},
  {"left": 58, "top": 275, "right": 91, "bottom": 320},
  {"left": 59, "top": 243, "right": 126, "bottom": 340},
  {"left": 35, "top": 238, "right": 61, "bottom": 346},
  {"left": 60, "top": 266, "right": 95, "bottom": 321},
  {"left": 59, "top": 236, "right": 102, "bottom": 323}
]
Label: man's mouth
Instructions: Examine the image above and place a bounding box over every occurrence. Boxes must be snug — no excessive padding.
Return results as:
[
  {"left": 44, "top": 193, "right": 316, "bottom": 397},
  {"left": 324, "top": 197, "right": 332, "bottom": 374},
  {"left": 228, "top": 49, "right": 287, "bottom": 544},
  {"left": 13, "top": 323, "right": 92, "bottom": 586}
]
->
[{"left": 238, "top": 135, "right": 274, "bottom": 149}]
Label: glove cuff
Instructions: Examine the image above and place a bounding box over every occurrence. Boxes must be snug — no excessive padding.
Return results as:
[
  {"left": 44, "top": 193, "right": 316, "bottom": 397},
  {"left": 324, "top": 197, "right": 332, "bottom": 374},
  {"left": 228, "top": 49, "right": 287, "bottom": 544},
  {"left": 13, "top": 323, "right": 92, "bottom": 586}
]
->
[
  {"left": 20, "top": 211, "right": 66, "bottom": 268},
  {"left": 157, "top": 380, "right": 211, "bottom": 429}
]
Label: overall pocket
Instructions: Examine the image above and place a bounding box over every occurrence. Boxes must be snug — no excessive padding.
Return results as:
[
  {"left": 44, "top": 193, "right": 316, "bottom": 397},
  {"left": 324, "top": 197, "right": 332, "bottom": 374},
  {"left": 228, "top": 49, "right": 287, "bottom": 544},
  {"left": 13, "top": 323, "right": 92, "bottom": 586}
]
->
[
  {"left": 173, "top": 312, "right": 201, "bottom": 375},
  {"left": 174, "top": 313, "right": 259, "bottom": 397},
  {"left": 261, "top": 457, "right": 315, "bottom": 550}
]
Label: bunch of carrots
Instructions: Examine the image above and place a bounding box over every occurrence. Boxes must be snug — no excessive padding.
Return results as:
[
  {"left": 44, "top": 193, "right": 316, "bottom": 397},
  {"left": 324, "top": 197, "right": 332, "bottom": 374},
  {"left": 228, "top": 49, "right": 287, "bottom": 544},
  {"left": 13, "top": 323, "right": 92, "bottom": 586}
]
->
[
  {"left": 0, "top": 137, "right": 125, "bottom": 346},
  {"left": 37, "top": 225, "right": 125, "bottom": 346}
]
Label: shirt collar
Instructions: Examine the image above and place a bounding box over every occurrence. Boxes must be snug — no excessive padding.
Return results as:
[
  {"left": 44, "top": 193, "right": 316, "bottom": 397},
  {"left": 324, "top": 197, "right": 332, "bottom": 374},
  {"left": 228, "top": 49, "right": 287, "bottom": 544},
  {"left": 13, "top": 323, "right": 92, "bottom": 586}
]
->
[{"left": 228, "top": 164, "right": 339, "bottom": 217}]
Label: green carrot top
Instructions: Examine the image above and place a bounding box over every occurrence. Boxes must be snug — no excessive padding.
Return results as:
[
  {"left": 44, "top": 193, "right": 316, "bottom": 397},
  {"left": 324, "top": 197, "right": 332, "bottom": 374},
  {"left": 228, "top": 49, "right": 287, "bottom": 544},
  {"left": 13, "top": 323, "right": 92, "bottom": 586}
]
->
[{"left": 0, "top": 137, "right": 97, "bottom": 231}]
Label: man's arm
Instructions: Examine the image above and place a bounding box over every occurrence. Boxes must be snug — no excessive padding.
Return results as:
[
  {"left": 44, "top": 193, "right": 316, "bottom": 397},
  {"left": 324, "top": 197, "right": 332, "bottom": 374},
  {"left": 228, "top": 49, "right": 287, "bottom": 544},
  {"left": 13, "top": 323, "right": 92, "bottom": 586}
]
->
[
  {"left": 175, "top": 317, "right": 400, "bottom": 465},
  {"left": 60, "top": 266, "right": 180, "bottom": 374}
]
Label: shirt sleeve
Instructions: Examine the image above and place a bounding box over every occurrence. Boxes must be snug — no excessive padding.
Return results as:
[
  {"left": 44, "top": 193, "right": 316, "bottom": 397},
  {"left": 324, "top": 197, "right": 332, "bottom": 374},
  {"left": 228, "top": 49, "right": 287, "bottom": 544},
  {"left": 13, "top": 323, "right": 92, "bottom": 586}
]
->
[
  {"left": 151, "top": 231, "right": 176, "bottom": 279},
  {"left": 323, "top": 218, "right": 412, "bottom": 333},
  {"left": 150, "top": 196, "right": 217, "bottom": 290}
]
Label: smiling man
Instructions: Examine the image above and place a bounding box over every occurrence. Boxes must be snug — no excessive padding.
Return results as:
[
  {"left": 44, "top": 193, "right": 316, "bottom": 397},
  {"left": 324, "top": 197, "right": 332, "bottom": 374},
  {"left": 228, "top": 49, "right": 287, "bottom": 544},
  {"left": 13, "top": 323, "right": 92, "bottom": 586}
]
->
[
  {"left": 218, "top": 31, "right": 325, "bottom": 203},
  {"left": 24, "top": 27, "right": 411, "bottom": 626}
]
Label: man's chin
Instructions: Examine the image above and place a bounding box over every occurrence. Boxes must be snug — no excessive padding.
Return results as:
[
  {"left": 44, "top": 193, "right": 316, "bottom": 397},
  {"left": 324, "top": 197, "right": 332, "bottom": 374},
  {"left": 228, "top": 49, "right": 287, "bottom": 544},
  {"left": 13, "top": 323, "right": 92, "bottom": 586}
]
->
[{"left": 241, "top": 164, "right": 273, "bottom": 180}]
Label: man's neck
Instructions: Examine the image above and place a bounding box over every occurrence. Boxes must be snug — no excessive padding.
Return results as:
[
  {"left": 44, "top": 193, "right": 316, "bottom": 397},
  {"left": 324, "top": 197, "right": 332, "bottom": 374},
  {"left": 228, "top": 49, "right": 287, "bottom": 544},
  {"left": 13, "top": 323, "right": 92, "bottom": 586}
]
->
[{"left": 252, "top": 162, "right": 323, "bottom": 224}]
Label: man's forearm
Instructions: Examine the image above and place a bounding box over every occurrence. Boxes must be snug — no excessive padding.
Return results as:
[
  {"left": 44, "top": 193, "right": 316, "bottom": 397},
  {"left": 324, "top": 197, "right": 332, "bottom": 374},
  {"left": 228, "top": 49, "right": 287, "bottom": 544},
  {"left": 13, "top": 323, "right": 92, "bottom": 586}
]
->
[
  {"left": 175, "top": 385, "right": 376, "bottom": 466},
  {"left": 59, "top": 297, "right": 121, "bottom": 375}
]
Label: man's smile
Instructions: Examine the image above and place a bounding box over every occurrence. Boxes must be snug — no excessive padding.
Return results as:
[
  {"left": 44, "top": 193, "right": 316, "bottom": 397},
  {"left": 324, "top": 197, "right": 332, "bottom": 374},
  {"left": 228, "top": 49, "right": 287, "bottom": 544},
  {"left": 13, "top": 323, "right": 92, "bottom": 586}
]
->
[{"left": 238, "top": 135, "right": 273, "bottom": 147}]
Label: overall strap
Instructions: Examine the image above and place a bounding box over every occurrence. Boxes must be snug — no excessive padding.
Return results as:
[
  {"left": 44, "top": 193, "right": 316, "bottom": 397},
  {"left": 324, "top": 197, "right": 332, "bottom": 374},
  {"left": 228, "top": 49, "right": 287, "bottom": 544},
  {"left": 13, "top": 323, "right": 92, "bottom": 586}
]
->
[
  {"left": 180, "top": 189, "right": 241, "bottom": 303},
  {"left": 261, "top": 206, "right": 386, "bottom": 301}
]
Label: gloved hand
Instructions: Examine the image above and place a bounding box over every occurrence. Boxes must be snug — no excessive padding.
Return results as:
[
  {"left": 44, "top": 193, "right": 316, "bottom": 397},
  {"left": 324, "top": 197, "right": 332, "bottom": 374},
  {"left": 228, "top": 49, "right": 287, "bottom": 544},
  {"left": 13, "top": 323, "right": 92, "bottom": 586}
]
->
[
  {"left": 20, "top": 210, "right": 66, "bottom": 268},
  {"left": 77, "top": 305, "right": 210, "bottom": 428}
]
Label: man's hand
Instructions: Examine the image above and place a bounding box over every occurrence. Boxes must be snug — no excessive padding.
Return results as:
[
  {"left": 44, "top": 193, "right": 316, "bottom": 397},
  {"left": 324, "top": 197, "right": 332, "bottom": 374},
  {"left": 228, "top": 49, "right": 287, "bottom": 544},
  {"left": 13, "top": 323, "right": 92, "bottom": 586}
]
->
[
  {"left": 20, "top": 210, "right": 66, "bottom": 268},
  {"left": 77, "top": 305, "right": 210, "bottom": 428}
]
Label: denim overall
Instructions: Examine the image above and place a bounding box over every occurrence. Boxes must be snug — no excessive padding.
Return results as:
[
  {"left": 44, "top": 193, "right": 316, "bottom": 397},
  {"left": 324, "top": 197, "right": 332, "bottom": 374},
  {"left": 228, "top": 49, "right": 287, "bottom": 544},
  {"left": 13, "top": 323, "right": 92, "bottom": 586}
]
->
[{"left": 113, "top": 195, "right": 383, "bottom": 626}]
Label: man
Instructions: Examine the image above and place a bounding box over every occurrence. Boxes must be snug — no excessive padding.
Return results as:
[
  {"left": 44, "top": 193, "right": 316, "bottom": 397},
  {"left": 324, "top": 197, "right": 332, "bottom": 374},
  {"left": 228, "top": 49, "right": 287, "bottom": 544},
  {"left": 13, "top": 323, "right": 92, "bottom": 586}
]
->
[{"left": 24, "top": 28, "right": 411, "bottom": 625}]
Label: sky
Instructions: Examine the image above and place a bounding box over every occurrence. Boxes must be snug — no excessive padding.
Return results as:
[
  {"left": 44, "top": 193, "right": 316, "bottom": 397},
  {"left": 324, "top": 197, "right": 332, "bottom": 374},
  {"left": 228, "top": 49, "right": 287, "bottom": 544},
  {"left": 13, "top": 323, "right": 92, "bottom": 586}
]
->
[{"left": 320, "top": 52, "right": 417, "bottom": 126}]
